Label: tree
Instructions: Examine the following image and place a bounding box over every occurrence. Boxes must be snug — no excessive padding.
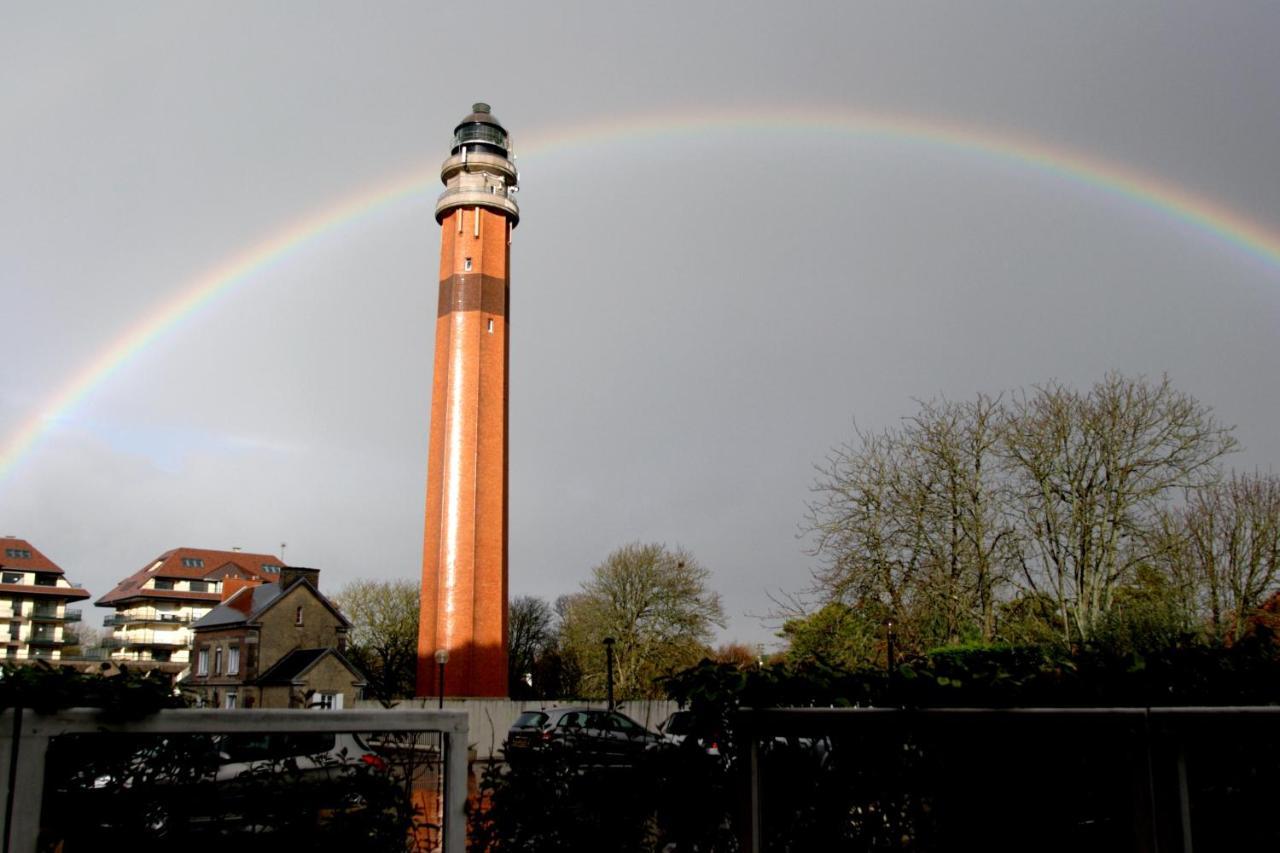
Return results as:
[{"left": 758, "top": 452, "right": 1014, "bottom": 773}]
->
[
  {"left": 1157, "top": 471, "right": 1280, "bottom": 642},
  {"left": 1003, "top": 374, "right": 1236, "bottom": 643},
  {"left": 332, "top": 579, "right": 419, "bottom": 703},
  {"left": 805, "top": 395, "right": 1014, "bottom": 656},
  {"left": 558, "top": 544, "right": 725, "bottom": 699},
  {"left": 781, "top": 601, "right": 886, "bottom": 669},
  {"left": 798, "top": 374, "right": 1238, "bottom": 659},
  {"left": 509, "top": 595, "right": 555, "bottom": 697},
  {"left": 62, "top": 622, "right": 106, "bottom": 659}
]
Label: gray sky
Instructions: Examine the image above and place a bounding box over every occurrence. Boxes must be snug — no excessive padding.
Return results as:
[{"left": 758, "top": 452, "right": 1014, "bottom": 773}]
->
[{"left": 3, "top": 2, "right": 1279, "bottom": 649}]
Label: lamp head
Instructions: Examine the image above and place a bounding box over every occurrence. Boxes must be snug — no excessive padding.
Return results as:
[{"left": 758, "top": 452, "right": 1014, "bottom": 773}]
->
[{"left": 435, "top": 648, "right": 450, "bottom": 665}]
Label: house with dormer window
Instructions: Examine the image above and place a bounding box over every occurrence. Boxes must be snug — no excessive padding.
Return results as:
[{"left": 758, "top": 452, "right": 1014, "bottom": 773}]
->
[
  {"left": 186, "top": 567, "right": 365, "bottom": 709},
  {"left": 95, "top": 547, "right": 284, "bottom": 667},
  {"left": 0, "top": 537, "right": 90, "bottom": 661}
]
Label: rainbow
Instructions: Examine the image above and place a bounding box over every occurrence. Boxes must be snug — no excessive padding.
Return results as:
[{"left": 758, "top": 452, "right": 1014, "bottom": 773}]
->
[{"left": 4, "top": 106, "right": 1280, "bottom": 481}]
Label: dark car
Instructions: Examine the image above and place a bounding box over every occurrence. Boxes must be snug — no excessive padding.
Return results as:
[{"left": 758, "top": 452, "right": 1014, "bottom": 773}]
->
[
  {"left": 45, "top": 731, "right": 392, "bottom": 847},
  {"left": 657, "top": 710, "right": 722, "bottom": 756},
  {"left": 505, "top": 707, "right": 661, "bottom": 765}
]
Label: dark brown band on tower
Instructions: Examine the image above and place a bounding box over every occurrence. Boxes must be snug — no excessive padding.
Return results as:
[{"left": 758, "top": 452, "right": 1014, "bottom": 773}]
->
[{"left": 437, "top": 274, "right": 508, "bottom": 317}]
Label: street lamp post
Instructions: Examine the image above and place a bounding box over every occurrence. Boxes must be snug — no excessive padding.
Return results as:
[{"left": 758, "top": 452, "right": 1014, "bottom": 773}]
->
[
  {"left": 434, "top": 648, "right": 449, "bottom": 709},
  {"left": 885, "top": 619, "right": 896, "bottom": 674},
  {"left": 603, "top": 637, "right": 615, "bottom": 710}
]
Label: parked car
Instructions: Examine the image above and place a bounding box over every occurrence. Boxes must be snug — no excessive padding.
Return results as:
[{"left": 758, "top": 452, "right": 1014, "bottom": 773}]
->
[
  {"left": 656, "top": 709, "right": 722, "bottom": 756},
  {"left": 47, "top": 731, "right": 390, "bottom": 845},
  {"left": 505, "top": 707, "right": 662, "bottom": 765}
]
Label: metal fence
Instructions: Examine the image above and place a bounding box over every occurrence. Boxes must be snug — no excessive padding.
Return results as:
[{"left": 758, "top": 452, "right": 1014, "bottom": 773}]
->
[
  {"left": 0, "top": 707, "right": 468, "bottom": 853},
  {"left": 355, "top": 697, "right": 679, "bottom": 759},
  {"left": 736, "top": 705, "right": 1280, "bottom": 853}
]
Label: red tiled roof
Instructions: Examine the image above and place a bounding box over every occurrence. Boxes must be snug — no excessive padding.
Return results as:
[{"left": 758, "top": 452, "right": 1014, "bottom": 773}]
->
[
  {"left": 95, "top": 547, "right": 286, "bottom": 607},
  {"left": 0, "top": 537, "right": 69, "bottom": 575}
]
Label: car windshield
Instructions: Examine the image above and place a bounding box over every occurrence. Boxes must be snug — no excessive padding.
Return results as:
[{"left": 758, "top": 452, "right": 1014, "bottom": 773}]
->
[
  {"left": 513, "top": 711, "right": 548, "bottom": 728},
  {"left": 664, "top": 713, "right": 693, "bottom": 735},
  {"left": 558, "top": 711, "right": 591, "bottom": 728},
  {"left": 608, "top": 713, "right": 641, "bottom": 733}
]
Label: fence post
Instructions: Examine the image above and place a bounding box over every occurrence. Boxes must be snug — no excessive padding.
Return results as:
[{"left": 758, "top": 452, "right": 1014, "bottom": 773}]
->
[
  {"left": 734, "top": 710, "right": 761, "bottom": 853},
  {"left": 443, "top": 727, "right": 469, "bottom": 852},
  {"left": 3, "top": 711, "right": 46, "bottom": 853}
]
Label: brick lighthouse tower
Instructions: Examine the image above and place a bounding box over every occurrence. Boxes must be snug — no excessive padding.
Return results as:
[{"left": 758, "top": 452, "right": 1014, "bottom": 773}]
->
[{"left": 417, "top": 104, "right": 519, "bottom": 698}]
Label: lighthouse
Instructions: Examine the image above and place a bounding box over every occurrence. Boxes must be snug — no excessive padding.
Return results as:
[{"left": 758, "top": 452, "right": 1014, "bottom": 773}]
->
[{"left": 417, "top": 103, "right": 519, "bottom": 698}]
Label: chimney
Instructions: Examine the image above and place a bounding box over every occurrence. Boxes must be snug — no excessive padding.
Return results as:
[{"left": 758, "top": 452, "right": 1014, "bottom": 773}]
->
[
  {"left": 221, "top": 577, "right": 262, "bottom": 603},
  {"left": 279, "top": 566, "right": 320, "bottom": 591}
]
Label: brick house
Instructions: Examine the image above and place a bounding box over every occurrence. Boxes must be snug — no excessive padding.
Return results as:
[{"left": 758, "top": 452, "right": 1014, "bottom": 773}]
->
[
  {"left": 0, "top": 537, "right": 90, "bottom": 661},
  {"left": 95, "top": 547, "right": 284, "bottom": 665},
  {"left": 186, "top": 567, "right": 365, "bottom": 709}
]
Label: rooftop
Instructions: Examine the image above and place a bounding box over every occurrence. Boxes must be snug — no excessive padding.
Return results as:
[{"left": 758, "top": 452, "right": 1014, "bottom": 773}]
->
[{"left": 96, "top": 547, "right": 285, "bottom": 607}]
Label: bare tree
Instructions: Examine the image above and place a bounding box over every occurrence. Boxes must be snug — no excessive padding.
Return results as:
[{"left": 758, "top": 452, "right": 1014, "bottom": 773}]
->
[
  {"left": 805, "top": 396, "right": 1014, "bottom": 654},
  {"left": 906, "top": 395, "right": 1014, "bottom": 643},
  {"left": 807, "top": 426, "right": 927, "bottom": 633},
  {"left": 558, "top": 543, "right": 725, "bottom": 699},
  {"left": 508, "top": 595, "right": 554, "bottom": 696},
  {"left": 1159, "top": 472, "right": 1280, "bottom": 641},
  {"left": 1002, "top": 374, "right": 1236, "bottom": 643}
]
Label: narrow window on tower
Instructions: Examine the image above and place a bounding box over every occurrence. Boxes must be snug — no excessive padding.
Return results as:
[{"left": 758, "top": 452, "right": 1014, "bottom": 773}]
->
[
  {"left": 464, "top": 257, "right": 472, "bottom": 271},
  {"left": 487, "top": 318, "right": 494, "bottom": 334}
]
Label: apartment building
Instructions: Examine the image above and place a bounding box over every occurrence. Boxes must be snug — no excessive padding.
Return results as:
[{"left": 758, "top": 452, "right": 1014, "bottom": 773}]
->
[
  {"left": 187, "top": 567, "right": 364, "bottom": 709},
  {"left": 0, "top": 537, "right": 90, "bottom": 661},
  {"left": 95, "top": 547, "right": 284, "bottom": 664}
]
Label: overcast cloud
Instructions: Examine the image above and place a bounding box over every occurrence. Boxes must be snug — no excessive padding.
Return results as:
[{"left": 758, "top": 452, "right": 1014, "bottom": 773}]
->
[{"left": 3, "top": 2, "right": 1278, "bottom": 648}]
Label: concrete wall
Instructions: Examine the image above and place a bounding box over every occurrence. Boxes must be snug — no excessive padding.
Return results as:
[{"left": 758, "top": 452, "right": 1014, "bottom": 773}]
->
[{"left": 353, "top": 697, "right": 681, "bottom": 759}]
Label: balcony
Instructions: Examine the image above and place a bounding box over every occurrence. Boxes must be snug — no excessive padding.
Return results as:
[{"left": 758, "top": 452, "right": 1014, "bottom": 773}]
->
[
  {"left": 103, "top": 612, "right": 190, "bottom": 627},
  {"left": 27, "top": 632, "right": 63, "bottom": 646},
  {"left": 103, "top": 636, "right": 186, "bottom": 650},
  {"left": 30, "top": 608, "right": 81, "bottom": 623}
]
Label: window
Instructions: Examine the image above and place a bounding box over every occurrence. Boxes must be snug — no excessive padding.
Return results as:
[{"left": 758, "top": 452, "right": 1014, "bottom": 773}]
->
[
  {"left": 295, "top": 606, "right": 304, "bottom": 626},
  {"left": 181, "top": 557, "right": 204, "bottom": 568},
  {"left": 8, "top": 623, "right": 18, "bottom": 640},
  {"left": 189, "top": 581, "right": 209, "bottom": 593},
  {"left": 311, "top": 692, "right": 342, "bottom": 710},
  {"left": 152, "top": 649, "right": 171, "bottom": 662},
  {"left": 1, "top": 572, "right": 21, "bottom": 584},
  {"left": 260, "top": 564, "right": 281, "bottom": 574},
  {"left": 464, "top": 257, "right": 473, "bottom": 271},
  {"left": 33, "top": 575, "right": 55, "bottom": 587},
  {"left": 153, "top": 579, "right": 175, "bottom": 590},
  {"left": 4, "top": 549, "right": 31, "bottom": 559},
  {"left": 197, "top": 647, "right": 209, "bottom": 676},
  {"left": 225, "top": 692, "right": 238, "bottom": 709},
  {"left": 228, "top": 645, "right": 240, "bottom": 675},
  {"left": 214, "top": 646, "right": 223, "bottom": 676}
]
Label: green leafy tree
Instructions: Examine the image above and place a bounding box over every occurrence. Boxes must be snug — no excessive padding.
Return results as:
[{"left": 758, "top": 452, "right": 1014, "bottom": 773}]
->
[
  {"left": 333, "top": 578, "right": 419, "bottom": 702},
  {"left": 558, "top": 543, "right": 725, "bottom": 699},
  {"left": 781, "top": 601, "right": 885, "bottom": 669}
]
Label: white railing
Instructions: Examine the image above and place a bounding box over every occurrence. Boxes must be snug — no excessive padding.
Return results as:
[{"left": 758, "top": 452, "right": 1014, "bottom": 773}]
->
[{"left": 0, "top": 707, "right": 468, "bottom": 853}]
